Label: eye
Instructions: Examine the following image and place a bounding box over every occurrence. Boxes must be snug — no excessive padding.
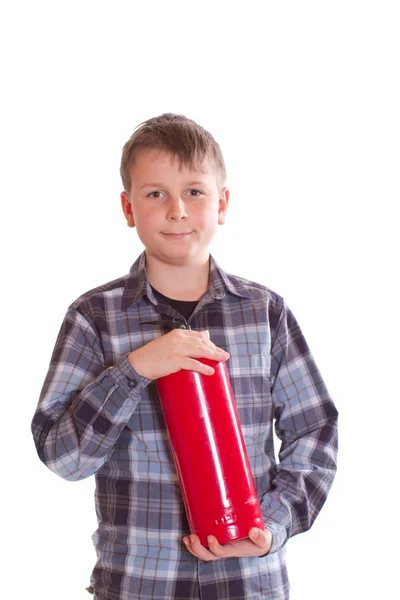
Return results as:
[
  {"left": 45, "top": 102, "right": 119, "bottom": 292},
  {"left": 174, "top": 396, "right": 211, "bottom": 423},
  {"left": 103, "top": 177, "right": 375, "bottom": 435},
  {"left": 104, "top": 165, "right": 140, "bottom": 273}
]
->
[
  {"left": 187, "top": 189, "right": 202, "bottom": 197},
  {"left": 147, "top": 191, "right": 165, "bottom": 199}
]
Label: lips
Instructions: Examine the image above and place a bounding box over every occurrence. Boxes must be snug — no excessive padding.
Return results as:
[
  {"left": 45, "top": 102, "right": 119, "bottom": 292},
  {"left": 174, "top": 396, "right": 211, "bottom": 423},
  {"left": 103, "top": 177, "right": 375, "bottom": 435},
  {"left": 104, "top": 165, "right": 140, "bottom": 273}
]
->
[{"left": 161, "top": 231, "right": 193, "bottom": 237}]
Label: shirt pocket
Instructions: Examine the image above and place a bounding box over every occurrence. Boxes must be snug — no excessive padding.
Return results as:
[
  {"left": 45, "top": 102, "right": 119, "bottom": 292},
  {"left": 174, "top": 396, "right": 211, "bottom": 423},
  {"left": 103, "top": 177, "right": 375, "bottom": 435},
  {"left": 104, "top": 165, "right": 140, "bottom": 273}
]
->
[{"left": 226, "top": 353, "right": 273, "bottom": 443}]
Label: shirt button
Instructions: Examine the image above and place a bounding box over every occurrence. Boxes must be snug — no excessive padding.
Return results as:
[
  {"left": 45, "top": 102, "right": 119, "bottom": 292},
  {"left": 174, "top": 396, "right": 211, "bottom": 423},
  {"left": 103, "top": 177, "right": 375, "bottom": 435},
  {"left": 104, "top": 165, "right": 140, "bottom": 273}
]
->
[{"left": 127, "top": 377, "right": 136, "bottom": 388}]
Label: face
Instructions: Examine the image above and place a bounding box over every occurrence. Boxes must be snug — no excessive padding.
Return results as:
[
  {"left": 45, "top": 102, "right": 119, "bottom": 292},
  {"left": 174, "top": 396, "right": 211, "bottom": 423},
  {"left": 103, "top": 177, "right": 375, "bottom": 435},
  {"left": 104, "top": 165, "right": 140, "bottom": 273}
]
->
[{"left": 121, "top": 149, "right": 229, "bottom": 266}]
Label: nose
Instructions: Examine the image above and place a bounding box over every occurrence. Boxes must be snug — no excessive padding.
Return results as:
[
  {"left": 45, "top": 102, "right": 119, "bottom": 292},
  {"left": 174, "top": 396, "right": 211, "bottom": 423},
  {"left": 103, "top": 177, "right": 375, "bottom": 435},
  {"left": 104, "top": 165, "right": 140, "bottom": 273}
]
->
[{"left": 166, "top": 196, "right": 188, "bottom": 221}]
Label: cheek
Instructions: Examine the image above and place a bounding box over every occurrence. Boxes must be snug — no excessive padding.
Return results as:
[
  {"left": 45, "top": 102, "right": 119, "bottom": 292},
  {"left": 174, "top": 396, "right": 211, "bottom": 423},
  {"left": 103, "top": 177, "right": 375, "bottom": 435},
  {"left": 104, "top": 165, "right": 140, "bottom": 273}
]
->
[
  {"left": 195, "top": 206, "right": 219, "bottom": 227},
  {"left": 135, "top": 209, "right": 161, "bottom": 233},
  {"left": 204, "top": 213, "right": 220, "bottom": 232}
]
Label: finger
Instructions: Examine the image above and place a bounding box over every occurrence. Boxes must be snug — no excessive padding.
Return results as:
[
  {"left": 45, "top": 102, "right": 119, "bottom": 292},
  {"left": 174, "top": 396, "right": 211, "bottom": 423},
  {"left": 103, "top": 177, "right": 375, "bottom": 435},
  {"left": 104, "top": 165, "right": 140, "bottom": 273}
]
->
[
  {"left": 181, "top": 330, "right": 230, "bottom": 356},
  {"left": 185, "top": 342, "right": 230, "bottom": 361},
  {"left": 180, "top": 329, "right": 211, "bottom": 340},
  {"left": 190, "top": 329, "right": 212, "bottom": 341},
  {"left": 206, "top": 535, "right": 233, "bottom": 558},
  {"left": 183, "top": 355, "right": 230, "bottom": 376},
  {"left": 181, "top": 353, "right": 229, "bottom": 376},
  {"left": 182, "top": 358, "right": 216, "bottom": 376},
  {"left": 179, "top": 331, "right": 230, "bottom": 359},
  {"left": 183, "top": 535, "right": 217, "bottom": 561},
  {"left": 249, "top": 527, "right": 272, "bottom": 550},
  {"left": 198, "top": 346, "right": 230, "bottom": 361}
]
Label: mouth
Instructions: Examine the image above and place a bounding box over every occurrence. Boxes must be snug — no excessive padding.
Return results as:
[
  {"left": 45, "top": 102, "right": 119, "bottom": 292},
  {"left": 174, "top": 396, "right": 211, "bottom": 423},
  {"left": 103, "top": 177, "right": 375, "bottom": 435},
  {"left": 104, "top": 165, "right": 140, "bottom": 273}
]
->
[{"left": 161, "top": 231, "right": 194, "bottom": 239}]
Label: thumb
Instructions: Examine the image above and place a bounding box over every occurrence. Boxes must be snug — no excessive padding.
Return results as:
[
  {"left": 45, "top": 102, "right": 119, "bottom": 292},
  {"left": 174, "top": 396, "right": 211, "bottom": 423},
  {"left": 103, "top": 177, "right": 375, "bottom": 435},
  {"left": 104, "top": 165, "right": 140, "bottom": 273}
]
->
[{"left": 249, "top": 527, "right": 272, "bottom": 549}]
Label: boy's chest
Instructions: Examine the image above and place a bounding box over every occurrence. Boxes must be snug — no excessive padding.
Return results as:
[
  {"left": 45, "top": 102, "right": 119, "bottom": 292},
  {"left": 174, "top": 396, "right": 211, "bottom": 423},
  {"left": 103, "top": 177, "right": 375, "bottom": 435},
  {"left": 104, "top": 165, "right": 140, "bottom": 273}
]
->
[
  {"left": 102, "top": 295, "right": 272, "bottom": 364},
  {"left": 103, "top": 297, "right": 274, "bottom": 445}
]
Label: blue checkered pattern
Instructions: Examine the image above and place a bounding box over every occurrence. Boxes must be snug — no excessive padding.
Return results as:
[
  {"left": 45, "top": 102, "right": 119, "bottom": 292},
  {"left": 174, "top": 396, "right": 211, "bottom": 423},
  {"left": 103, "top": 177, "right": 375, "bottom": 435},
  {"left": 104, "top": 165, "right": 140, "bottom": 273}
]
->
[{"left": 32, "top": 251, "right": 338, "bottom": 600}]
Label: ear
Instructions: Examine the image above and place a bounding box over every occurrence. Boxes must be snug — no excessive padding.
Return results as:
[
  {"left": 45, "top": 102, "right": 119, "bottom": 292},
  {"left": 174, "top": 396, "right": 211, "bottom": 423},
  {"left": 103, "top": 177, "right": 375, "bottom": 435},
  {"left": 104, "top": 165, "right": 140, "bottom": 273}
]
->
[
  {"left": 121, "top": 191, "right": 136, "bottom": 228},
  {"left": 218, "top": 187, "right": 229, "bottom": 225}
]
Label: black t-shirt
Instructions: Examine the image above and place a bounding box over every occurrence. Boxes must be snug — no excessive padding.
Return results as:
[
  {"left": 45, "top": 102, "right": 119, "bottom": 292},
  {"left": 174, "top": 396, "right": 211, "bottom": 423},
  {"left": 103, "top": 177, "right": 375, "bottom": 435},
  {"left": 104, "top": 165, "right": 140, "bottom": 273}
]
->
[{"left": 151, "top": 286, "right": 198, "bottom": 321}]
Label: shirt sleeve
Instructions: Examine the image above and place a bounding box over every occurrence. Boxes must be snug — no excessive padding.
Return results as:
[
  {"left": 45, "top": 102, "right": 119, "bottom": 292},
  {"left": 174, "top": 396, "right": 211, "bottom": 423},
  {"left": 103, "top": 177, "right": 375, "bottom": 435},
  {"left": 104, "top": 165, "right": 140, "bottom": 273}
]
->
[
  {"left": 261, "top": 301, "right": 338, "bottom": 554},
  {"left": 31, "top": 307, "right": 152, "bottom": 481}
]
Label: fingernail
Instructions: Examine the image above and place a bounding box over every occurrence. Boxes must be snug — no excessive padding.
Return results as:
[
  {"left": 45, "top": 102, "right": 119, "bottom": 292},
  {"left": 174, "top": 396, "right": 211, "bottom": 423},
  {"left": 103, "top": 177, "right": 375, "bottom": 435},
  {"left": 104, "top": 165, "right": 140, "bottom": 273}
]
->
[
  {"left": 204, "top": 330, "right": 210, "bottom": 338},
  {"left": 183, "top": 537, "right": 189, "bottom": 545},
  {"left": 207, "top": 536, "right": 214, "bottom": 544},
  {"left": 250, "top": 528, "right": 259, "bottom": 539}
]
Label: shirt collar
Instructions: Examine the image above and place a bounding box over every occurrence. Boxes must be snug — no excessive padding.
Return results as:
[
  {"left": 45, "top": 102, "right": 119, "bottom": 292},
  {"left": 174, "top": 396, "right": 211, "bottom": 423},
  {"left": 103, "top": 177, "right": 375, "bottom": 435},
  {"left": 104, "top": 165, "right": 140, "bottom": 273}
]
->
[{"left": 121, "top": 251, "right": 251, "bottom": 311}]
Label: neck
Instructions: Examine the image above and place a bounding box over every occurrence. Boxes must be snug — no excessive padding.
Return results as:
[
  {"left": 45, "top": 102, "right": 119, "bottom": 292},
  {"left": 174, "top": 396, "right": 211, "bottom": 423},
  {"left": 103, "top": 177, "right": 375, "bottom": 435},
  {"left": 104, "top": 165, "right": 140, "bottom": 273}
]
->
[{"left": 145, "top": 252, "right": 210, "bottom": 301}]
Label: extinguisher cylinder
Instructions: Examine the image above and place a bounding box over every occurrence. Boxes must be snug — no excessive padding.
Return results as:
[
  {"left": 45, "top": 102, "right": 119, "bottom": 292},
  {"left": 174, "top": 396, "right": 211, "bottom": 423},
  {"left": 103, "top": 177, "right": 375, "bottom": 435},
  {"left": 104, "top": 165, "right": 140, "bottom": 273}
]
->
[{"left": 156, "top": 357, "right": 264, "bottom": 547}]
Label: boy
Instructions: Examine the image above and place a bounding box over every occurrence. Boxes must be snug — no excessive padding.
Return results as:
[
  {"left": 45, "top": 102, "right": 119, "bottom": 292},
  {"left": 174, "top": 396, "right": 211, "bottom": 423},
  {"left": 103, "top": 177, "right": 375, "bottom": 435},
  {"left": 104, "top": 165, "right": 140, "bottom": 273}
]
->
[{"left": 32, "top": 113, "right": 338, "bottom": 600}]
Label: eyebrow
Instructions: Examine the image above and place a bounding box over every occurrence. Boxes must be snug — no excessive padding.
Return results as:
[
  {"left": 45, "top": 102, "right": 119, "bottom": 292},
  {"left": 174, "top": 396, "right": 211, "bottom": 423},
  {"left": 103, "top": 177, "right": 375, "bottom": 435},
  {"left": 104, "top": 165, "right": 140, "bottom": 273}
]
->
[{"left": 139, "top": 181, "right": 208, "bottom": 190}]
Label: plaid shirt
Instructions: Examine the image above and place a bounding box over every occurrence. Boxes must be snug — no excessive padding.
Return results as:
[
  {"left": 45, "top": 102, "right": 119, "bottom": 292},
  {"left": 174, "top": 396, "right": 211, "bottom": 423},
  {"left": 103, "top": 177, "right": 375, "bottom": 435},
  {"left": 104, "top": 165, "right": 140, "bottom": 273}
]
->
[{"left": 32, "top": 251, "right": 338, "bottom": 600}]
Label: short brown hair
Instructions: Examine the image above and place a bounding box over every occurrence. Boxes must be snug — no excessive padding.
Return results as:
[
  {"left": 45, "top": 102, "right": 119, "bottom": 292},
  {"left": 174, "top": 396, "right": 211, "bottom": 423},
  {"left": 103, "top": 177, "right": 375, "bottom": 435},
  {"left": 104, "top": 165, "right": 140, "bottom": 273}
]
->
[{"left": 120, "top": 113, "right": 227, "bottom": 194}]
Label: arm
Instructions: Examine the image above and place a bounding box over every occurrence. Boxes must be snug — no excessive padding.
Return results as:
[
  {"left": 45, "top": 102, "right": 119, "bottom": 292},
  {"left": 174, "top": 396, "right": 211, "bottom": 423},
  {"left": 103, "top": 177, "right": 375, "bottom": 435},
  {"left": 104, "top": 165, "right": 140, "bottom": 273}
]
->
[
  {"left": 261, "top": 301, "right": 339, "bottom": 553},
  {"left": 31, "top": 308, "right": 152, "bottom": 481},
  {"left": 182, "top": 302, "right": 338, "bottom": 562},
  {"left": 32, "top": 309, "right": 229, "bottom": 482}
]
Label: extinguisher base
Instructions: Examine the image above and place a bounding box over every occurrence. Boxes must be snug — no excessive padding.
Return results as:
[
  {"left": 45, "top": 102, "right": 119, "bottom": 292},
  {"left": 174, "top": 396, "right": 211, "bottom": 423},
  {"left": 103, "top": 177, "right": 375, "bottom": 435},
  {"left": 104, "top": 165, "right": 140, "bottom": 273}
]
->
[{"left": 190, "top": 511, "right": 265, "bottom": 548}]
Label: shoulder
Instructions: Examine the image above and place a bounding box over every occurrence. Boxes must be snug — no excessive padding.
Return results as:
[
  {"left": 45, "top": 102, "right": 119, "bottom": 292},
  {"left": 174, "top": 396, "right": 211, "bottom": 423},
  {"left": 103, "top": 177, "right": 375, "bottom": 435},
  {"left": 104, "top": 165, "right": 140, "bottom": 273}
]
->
[
  {"left": 223, "top": 269, "right": 285, "bottom": 312},
  {"left": 220, "top": 267, "right": 287, "bottom": 335},
  {"left": 67, "top": 273, "right": 129, "bottom": 324}
]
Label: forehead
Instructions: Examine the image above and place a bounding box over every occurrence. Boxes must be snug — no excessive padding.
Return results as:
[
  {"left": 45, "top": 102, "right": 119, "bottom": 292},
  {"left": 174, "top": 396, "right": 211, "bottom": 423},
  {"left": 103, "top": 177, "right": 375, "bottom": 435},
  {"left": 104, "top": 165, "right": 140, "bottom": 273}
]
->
[{"left": 131, "top": 148, "right": 215, "bottom": 181}]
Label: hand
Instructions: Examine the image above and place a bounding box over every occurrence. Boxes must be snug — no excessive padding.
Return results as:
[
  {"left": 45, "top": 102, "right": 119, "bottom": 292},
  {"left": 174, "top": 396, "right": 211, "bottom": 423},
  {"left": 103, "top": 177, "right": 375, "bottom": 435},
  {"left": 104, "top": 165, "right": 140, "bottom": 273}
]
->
[
  {"left": 128, "top": 329, "right": 230, "bottom": 380},
  {"left": 182, "top": 528, "right": 272, "bottom": 561}
]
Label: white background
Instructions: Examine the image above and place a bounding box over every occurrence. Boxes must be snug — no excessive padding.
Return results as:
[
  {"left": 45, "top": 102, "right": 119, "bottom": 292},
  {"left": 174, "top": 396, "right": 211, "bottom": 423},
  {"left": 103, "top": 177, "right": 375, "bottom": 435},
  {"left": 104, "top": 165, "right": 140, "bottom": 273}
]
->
[{"left": 1, "top": 1, "right": 399, "bottom": 598}]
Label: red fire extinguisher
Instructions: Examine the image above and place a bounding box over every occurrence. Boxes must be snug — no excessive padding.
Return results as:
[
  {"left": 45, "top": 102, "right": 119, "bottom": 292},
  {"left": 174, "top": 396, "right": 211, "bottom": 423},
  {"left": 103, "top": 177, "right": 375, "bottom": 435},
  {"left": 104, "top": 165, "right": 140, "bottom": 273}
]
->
[{"left": 156, "top": 356, "right": 264, "bottom": 547}]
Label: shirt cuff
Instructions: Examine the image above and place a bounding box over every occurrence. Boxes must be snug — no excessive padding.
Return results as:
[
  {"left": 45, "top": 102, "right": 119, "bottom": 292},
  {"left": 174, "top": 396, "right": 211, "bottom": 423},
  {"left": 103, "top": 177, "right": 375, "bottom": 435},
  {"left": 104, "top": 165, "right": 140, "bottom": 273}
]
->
[
  {"left": 263, "top": 519, "right": 287, "bottom": 554},
  {"left": 81, "top": 355, "right": 153, "bottom": 433},
  {"left": 108, "top": 354, "right": 154, "bottom": 395}
]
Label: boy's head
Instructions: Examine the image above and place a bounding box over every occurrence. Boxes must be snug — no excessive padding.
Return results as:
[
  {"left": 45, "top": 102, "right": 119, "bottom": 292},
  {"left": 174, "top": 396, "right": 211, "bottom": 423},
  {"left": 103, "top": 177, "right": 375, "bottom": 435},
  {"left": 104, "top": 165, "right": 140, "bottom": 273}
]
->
[
  {"left": 120, "top": 113, "right": 227, "bottom": 195},
  {"left": 120, "top": 114, "right": 229, "bottom": 267}
]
